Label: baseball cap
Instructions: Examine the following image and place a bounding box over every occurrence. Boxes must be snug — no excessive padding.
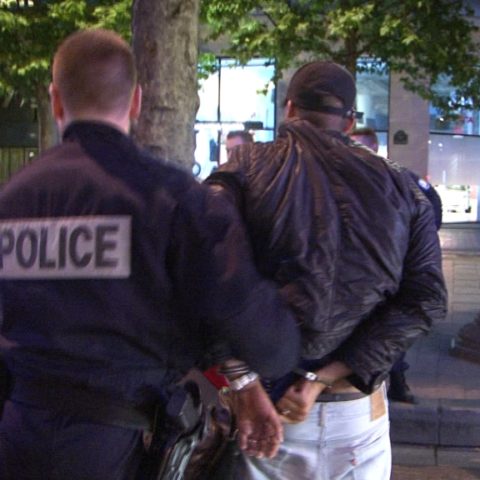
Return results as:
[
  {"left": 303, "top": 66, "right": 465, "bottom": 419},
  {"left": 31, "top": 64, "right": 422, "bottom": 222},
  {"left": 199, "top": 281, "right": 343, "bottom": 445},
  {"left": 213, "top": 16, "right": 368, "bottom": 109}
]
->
[{"left": 285, "top": 61, "right": 356, "bottom": 117}]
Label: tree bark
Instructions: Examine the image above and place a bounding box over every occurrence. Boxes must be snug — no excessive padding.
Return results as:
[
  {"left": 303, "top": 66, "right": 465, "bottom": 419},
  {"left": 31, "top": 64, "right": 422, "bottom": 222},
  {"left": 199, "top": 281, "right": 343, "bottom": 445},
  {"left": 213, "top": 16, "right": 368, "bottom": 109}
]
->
[
  {"left": 132, "top": 0, "right": 199, "bottom": 171},
  {"left": 36, "top": 84, "right": 57, "bottom": 152}
]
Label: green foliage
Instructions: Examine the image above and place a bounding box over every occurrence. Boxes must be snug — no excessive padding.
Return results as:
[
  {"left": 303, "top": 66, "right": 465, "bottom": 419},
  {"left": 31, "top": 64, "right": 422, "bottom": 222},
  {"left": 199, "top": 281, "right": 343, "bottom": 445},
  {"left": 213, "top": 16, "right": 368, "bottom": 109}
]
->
[
  {"left": 198, "top": 52, "right": 218, "bottom": 81},
  {"left": 200, "top": 0, "right": 480, "bottom": 112},
  {"left": 0, "top": 0, "right": 132, "bottom": 105}
]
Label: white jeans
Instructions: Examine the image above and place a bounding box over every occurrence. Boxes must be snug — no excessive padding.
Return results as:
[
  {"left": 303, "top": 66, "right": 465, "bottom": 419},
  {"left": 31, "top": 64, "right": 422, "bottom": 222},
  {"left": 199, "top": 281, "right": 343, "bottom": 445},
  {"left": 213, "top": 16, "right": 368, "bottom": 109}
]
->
[{"left": 234, "top": 384, "right": 391, "bottom": 480}]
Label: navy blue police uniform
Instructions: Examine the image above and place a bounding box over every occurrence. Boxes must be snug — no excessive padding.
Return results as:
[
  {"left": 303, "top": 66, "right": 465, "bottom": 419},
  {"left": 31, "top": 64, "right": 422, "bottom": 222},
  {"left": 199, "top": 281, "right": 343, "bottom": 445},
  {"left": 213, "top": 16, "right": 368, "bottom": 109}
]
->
[
  {"left": 412, "top": 174, "right": 442, "bottom": 230},
  {"left": 0, "top": 121, "right": 300, "bottom": 480},
  {"left": 389, "top": 172, "right": 443, "bottom": 384}
]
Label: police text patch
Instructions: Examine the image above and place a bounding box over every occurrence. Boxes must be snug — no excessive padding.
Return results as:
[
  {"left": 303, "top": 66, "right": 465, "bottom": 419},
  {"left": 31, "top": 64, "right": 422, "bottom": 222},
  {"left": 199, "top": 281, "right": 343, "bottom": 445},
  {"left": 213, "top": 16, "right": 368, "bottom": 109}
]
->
[{"left": 0, "top": 216, "right": 131, "bottom": 279}]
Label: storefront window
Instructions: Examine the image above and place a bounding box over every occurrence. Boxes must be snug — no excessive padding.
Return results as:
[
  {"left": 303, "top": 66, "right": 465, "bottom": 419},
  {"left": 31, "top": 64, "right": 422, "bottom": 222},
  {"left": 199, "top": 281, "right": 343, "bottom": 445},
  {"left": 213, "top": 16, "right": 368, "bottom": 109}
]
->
[
  {"left": 428, "top": 134, "right": 479, "bottom": 222},
  {"left": 355, "top": 59, "right": 389, "bottom": 156},
  {"left": 428, "top": 76, "right": 480, "bottom": 223},
  {"left": 195, "top": 58, "right": 275, "bottom": 179},
  {"left": 429, "top": 75, "right": 480, "bottom": 136}
]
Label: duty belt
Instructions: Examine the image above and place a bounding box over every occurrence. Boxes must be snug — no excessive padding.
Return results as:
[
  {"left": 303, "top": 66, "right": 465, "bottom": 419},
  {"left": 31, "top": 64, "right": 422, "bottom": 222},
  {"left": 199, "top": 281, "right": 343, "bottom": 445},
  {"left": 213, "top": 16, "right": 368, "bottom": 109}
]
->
[{"left": 10, "top": 377, "right": 154, "bottom": 430}]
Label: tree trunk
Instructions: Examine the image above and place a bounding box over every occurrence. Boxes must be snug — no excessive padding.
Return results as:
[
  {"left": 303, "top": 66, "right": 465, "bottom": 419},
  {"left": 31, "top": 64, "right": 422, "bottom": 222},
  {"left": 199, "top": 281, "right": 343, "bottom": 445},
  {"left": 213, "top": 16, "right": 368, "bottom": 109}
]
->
[
  {"left": 132, "top": 0, "right": 199, "bottom": 171},
  {"left": 36, "top": 84, "right": 57, "bottom": 152}
]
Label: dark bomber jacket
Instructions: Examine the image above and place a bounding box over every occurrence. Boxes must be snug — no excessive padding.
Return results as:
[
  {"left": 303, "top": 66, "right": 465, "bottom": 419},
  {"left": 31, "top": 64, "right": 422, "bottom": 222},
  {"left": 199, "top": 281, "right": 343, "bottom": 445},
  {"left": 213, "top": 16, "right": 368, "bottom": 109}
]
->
[
  {"left": 0, "top": 121, "right": 300, "bottom": 407},
  {"left": 207, "top": 118, "right": 447, "bottom": 393}
]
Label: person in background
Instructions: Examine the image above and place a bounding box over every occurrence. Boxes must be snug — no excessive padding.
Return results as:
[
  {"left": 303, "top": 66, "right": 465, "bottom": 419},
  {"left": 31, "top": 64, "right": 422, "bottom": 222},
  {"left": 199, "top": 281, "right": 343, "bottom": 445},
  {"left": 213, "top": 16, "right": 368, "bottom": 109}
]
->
[
  {"left": 207, "top": 61, "right": 447, "bottom": 479},
  {"left": 0, "top": 29, "right": 301, "bottom": 480},
  {"left": 225, "top": 130, "right": 254, "bottom": 161},
  {"left": 349, "top": 126, "right": 443, "bottom": 404}
]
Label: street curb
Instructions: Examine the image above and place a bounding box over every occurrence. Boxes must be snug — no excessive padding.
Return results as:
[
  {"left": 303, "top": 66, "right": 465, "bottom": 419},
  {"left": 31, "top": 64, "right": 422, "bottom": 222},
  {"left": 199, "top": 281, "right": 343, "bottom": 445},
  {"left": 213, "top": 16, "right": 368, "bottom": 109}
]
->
[
  {"left": 389, "top": 398, "right": 480, "bottom": 448},
  {"left": 392, "top": 444, "right": 480, "bottom": 468},
  {"left": 391, "top": 398, "right": 480, "bottom": 468}
]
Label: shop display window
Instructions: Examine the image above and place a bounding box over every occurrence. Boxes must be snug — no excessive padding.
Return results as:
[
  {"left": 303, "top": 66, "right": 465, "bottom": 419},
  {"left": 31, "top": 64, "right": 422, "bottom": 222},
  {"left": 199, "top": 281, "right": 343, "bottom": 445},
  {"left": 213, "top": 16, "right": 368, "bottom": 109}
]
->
[{"left": 195, "top": 58, "right": 275, "bottom": 179}]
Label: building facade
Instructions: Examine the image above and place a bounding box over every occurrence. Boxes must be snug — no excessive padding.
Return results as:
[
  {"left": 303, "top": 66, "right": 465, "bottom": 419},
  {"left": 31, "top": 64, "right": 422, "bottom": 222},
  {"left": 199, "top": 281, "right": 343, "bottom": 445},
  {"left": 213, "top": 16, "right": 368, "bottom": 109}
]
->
[{"left": 193, "top": 55, "right": 480, "bottom": 224}]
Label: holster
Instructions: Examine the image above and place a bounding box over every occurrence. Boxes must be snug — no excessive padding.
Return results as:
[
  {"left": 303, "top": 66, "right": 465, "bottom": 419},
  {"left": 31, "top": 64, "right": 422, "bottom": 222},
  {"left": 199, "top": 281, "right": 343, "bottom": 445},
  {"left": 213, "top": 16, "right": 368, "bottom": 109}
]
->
[{"left": 144, "top": 380, "right": 205, "bottom": 480}]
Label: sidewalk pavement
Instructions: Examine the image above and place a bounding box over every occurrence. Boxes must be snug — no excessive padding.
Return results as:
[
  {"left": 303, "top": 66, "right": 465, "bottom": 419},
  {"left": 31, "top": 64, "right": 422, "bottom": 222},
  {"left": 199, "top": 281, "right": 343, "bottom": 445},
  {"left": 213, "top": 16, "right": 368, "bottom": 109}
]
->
[{"left": 391, "top": 223, "right": 480, "bottom": 470}]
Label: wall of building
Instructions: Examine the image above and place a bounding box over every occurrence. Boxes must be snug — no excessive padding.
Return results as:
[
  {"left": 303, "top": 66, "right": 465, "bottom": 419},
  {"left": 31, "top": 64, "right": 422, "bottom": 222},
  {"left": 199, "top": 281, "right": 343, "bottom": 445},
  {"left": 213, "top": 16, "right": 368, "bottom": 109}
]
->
[{"left": 388, "top": 73, "right": 430, "bottom": 178}]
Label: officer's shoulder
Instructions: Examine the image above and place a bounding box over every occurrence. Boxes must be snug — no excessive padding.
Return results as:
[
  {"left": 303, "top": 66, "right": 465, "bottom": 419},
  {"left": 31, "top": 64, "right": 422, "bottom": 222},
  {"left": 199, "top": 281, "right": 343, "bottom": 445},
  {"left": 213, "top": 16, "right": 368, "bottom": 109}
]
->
[{"left": 0, "top": 142, "right": 81, "bottom": 191}]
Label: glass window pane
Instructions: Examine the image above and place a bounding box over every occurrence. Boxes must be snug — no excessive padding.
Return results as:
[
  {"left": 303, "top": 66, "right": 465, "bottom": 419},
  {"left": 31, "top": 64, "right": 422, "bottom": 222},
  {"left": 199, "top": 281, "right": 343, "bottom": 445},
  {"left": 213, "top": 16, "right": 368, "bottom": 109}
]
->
[
  {"left": 428, "top": 133, "right": 480, "bottom": 222},
  {"left": 194, "top": 123, "right": 222, "bottom": 180},
  {"left": 429, "top": 75, "right": 480, "bottom": 136},
  {"left": 197, "top": 71, "right": 220, "bottom": 122},
  {"left": 428, "top": 134, "right": 480, "bottom": 185},
  {"left": 195, "top": 57, "right": 276, "bottom": 179},
  {"left": 219, "top": 59, "right": 275, "bottom": 129},
  {"left": 376, "top": 131, "right": 388, "bottom": 158},
  {"left": 355, "top": 60, "right": 389, "bottom": 131}
]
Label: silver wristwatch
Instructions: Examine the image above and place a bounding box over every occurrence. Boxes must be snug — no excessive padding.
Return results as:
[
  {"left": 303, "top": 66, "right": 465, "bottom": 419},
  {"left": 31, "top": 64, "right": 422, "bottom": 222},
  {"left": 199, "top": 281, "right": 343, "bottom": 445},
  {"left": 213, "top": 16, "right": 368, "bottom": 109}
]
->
[{"left": 294, "top": 368, "right": 334, "bottom": 387}]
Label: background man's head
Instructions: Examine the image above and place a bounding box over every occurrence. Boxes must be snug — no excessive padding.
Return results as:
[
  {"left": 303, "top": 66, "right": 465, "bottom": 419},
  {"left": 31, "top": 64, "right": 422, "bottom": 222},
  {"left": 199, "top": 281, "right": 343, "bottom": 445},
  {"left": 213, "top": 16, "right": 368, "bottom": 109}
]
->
[
  {"left": 50, "top": 29, "right": 140, "bottom": 133},
  {"left": 225, "top": 130, "right": 254, "bottom": 160},
  {"left": 349, "top": 127, "right": 379, "bottom": 153},
  {"left": 284, "top": 61, "right": 357, "bottom": 132}
]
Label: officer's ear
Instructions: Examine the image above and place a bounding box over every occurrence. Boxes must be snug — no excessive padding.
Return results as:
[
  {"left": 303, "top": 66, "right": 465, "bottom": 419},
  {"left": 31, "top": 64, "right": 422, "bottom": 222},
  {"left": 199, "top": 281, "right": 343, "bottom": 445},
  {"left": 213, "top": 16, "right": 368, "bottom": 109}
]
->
[
  {"left": 129, "top": 85, "right": 142, "bottom": 122},
  {"left": 49, "top": 83, "right": 64, "bottom": 122}
]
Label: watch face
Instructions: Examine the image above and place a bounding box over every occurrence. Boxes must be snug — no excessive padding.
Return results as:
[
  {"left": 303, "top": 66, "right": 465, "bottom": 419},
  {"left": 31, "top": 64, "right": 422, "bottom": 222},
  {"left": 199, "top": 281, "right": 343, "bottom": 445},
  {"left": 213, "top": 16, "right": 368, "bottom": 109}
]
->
[{"left": 305, "top": 371, "right": 317, "bottom": 382}]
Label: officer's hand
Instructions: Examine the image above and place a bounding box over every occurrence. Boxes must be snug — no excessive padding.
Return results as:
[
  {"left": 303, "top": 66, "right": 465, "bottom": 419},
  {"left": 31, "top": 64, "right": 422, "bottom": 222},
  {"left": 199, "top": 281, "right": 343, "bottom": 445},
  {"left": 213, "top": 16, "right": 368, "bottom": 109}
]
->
[
  {"left": 275, "top": 378, "right": 325, "bottom": 424},
  {"left": 229, "top": 380, "right": 283, "bottom": 458}
]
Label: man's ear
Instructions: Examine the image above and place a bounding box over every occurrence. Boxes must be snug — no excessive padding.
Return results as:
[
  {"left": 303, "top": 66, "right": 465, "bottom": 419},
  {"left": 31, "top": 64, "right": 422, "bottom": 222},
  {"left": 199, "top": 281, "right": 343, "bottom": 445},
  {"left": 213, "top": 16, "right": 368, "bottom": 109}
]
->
[
  {"left": 129, "top": 85, "right": 142, "bottom": 121},
  {"left": 284, "top": 99, "right": 297, "bottom": 119},
  {"left": 342, "top": 116, "right": 355, "bottom": 134},
  {"left": 49, "top": 83, "right": 64, "bottom": 122}
]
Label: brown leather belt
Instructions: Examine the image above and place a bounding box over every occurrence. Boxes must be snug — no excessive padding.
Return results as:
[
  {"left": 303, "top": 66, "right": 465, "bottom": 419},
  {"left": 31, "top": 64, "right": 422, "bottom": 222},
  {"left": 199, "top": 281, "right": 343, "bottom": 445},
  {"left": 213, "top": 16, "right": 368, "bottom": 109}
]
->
[
  {"left": 316, "top": 379, "right": 381, "bottom": 403},
  {"left": 316, "top": 391, "right": 368, "bottom": 402}
]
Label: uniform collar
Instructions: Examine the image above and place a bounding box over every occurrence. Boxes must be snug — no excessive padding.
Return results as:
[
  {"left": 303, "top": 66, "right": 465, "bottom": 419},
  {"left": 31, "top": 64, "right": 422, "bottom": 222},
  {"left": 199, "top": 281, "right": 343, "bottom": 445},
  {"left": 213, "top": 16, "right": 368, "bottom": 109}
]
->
[{"left": 62, "top": 120, "right": 128, "bottom": 143}]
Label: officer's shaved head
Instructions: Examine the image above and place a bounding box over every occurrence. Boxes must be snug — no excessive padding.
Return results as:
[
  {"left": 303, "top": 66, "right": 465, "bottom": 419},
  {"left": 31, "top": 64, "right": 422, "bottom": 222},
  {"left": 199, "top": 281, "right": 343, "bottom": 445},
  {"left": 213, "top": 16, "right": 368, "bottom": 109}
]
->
[{"left": 52, "top": 29, "right": 137, "bottom": 117}]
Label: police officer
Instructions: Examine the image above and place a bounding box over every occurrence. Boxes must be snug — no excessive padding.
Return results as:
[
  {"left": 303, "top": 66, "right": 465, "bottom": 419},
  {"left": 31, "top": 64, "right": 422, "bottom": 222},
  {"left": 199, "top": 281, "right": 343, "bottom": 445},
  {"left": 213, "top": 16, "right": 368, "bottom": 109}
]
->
[{"left": 0, "top": 29, "right": 300, "bottom": 480}]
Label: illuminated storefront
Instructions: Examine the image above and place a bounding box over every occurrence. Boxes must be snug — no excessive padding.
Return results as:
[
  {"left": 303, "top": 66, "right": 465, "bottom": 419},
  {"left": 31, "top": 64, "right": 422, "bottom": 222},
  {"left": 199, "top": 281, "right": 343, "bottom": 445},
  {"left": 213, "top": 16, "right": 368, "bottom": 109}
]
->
[
  {"left": 355, "top": 60, "right": 389, "bottom": 158},
  {"left": 194, "top": 58, "right": 275, "bottom": 180},
  {"left": 194, "top": 57, "right": 390, "bottom": 179},
  {"left": 428, "top": 76, "right": 480, "bottom": 222}
]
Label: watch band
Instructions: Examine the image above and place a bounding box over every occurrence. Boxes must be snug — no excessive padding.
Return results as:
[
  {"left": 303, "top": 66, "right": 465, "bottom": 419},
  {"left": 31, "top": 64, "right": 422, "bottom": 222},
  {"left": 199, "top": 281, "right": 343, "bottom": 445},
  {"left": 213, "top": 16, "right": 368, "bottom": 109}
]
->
[{"left": 294, "top": 368, "right": 334, "bottom": 388}]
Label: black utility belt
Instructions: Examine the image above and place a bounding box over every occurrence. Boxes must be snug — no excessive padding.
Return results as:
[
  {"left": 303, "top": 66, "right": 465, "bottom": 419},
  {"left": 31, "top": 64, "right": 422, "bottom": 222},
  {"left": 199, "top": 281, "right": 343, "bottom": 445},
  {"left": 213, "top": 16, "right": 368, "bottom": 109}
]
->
[{"left": 10, "top": 378, "right": 154, "bottom": 431}]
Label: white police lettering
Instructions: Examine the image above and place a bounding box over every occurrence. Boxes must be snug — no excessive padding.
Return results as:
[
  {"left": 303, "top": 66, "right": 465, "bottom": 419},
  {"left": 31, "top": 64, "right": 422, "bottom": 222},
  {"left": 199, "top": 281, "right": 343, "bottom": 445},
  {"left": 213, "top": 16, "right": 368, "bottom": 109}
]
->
[{"left": 0, "top": 216, "right": 131, "bottom": 279}]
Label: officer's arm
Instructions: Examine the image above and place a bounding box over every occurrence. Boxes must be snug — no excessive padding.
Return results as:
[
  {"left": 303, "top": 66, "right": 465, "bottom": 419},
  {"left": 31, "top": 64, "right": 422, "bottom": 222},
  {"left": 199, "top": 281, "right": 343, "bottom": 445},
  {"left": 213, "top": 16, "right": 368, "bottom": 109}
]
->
[{"left": 169, "top": 182, "right": 300, "bottom": 380}]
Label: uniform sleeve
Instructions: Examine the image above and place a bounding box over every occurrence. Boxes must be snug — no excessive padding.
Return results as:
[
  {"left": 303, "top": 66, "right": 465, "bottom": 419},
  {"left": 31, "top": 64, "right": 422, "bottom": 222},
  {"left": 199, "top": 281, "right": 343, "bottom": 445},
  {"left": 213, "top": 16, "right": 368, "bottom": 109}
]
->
[
  {"left": 334, "top": 188, "right": 447, "bottom": 393},
  {"left": 409, "top": 171, "right": 443, "bottom": 230},
  {"left": 167, "top": 181, "right": 300, "bottom": 379}
]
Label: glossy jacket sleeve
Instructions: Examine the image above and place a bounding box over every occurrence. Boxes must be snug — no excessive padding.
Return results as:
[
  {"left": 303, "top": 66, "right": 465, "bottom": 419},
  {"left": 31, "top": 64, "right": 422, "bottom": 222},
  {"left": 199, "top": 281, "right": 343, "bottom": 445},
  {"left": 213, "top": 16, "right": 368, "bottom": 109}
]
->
[
  {"left": 167, "top": 182, "right": 300, "bottom": 379},
  {"left": 333, "top": 189, "right": 448, "bottom": 393}
]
